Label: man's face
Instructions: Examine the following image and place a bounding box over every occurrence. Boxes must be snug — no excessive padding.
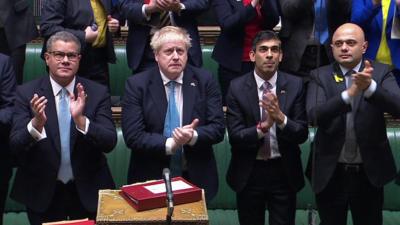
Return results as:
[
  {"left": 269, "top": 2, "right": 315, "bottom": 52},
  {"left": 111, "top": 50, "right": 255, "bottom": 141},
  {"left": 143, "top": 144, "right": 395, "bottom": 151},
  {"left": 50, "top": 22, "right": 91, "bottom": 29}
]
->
[
  {"left": 331, "top": 26, "right": 367, "bottom": 69},
  {"left": 44, "top": 40, "right": 81, "bottom": 86},
  {"left": 250, "top": 39, "right": 282, "bottom": 79},
  {"left": 154, "top": 40, "right": 188, "bottom": 80}
]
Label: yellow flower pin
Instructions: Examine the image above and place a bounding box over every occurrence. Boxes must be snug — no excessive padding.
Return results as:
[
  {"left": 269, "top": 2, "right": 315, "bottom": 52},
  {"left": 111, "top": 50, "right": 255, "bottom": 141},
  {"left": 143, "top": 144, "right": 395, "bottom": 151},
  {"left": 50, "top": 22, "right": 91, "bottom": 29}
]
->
[{"left": 334, "top": 74, "right": 344, "bottom": 83}]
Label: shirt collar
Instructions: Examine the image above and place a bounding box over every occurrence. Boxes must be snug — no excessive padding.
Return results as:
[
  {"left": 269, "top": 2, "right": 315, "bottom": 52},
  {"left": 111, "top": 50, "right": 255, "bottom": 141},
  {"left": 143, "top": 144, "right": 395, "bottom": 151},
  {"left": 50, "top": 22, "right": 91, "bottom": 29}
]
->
[
  {"left": 253, "top": 70, "right": 278, "bottom": 91},
  {"left": 160, "top": 71, "right": 184, "bottom": 86},
  {"left": 50, "top": 76, "right": 76, "bottom": 97},
  {"left": 339, "top": 61, "right": 362, "bottom": 75}
]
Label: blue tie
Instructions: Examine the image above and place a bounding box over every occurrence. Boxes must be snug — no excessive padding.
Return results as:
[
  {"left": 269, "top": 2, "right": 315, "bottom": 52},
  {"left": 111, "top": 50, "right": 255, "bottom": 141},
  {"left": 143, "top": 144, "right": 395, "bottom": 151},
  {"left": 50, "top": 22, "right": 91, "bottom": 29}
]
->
[
  {"left": 314, "top": 0, "right": 329, "bottom": 44},
  {"left": 163, "top": 81, "right": 182, "bottom": 177},
  {"left": 57, "top": 88, "right": 73, "bottom": 183}
]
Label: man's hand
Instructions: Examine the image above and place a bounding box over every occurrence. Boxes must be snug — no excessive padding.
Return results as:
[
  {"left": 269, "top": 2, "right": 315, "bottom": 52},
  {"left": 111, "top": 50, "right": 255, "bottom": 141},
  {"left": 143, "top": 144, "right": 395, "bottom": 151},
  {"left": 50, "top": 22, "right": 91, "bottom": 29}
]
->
[
  {"left": 31, "top": 94, "right": 48, "bottom": 132},
  {"left": 84, "top": 26, "right": 98, "bottom": 43},
  {"left": 145, "top": 0, "right": 161, "bottom": 15},
  {"left": 69, "top": 83, "right": 87, "bottom": 130},
  {"left": 353, "top": 60, "right": 373, "bottom": 91},
  {"left": 107, "top": 15, "right": 119, "bottom": 33},
  {"left": 251, "top": 0, "right": 259, "bottom": 7},
  {"left": 260, "top": 92, "right": 285, "bottom": 125},
  {"left": 172, "top": 118, "right": 199, "bottom": 146},
  {"left": 372, "top": 0, "right": 382, "bottom": 5},
  {"left": 157, "top": 0, "right": 181, "bottom": 12}
]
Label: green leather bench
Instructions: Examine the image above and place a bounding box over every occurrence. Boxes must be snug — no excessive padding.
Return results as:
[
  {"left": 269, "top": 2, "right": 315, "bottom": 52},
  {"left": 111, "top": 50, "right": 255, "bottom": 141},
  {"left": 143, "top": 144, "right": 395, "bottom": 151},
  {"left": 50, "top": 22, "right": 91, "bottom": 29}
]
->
[{"left": 3, "top": 44, "right": 400, "bottom": 225}]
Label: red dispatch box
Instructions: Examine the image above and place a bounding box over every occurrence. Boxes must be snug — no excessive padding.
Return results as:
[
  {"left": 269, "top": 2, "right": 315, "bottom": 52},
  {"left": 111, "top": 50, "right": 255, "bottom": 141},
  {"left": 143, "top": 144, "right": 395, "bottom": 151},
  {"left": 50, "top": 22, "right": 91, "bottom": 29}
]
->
[{"left": 120, "top": 177, "right": 202, "bottom": 211}]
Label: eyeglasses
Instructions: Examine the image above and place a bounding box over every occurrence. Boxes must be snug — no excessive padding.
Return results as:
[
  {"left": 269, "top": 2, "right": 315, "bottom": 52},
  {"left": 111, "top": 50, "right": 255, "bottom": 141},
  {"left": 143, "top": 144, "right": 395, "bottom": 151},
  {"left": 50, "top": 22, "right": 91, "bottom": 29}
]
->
[
  {"left": 48, "top": 51, "right": 80, "bottom": 62},
  {"left": 332, "top": 40, "right": 358, "bottom": 48}
]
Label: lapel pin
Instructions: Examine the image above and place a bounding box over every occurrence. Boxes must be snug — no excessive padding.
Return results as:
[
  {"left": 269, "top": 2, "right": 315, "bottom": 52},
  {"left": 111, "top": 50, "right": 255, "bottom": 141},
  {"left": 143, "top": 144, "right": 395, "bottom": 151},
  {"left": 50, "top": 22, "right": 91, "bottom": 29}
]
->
[
  {"left": 280, "top": 90, "right": 286, "bottom": 94},
  {"left": 333, "top": 74, "right": 344, "bottom": 83},
  {"left": 190, "top": 82, "right": 196, "bottom": 87}
]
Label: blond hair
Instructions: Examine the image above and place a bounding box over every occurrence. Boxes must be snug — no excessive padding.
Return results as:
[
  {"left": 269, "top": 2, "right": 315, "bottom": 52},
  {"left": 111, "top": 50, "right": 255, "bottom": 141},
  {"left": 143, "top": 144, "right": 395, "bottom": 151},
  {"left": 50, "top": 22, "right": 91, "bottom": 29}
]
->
[{"left": 150, "top": 26, "right": 192, "bottom": 52}]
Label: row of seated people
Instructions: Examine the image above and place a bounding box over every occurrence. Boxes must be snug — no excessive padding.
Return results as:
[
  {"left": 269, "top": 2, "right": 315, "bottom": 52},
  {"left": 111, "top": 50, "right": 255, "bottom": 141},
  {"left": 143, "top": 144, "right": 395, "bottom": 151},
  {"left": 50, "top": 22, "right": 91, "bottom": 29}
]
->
[{"left": 1, "top": 22, "right": 400, "bottom": 225}]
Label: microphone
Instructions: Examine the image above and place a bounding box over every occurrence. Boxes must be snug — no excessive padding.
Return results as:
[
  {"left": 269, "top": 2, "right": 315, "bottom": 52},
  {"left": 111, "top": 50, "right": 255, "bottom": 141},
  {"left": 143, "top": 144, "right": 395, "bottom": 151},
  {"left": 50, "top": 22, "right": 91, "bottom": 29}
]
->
[{"left": 163, "top": 168, "right": 174, "bottom": 219}]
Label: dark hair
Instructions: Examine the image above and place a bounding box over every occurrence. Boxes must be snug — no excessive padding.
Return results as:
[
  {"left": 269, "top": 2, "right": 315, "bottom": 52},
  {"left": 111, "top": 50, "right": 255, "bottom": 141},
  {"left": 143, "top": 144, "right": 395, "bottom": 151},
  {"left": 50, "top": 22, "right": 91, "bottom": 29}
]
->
[
  {"left": 46, "top": 31, "right": 81, "bottom": 53},
  {"left": 251, "top": 30, "right": 281, "bottom": 51}
]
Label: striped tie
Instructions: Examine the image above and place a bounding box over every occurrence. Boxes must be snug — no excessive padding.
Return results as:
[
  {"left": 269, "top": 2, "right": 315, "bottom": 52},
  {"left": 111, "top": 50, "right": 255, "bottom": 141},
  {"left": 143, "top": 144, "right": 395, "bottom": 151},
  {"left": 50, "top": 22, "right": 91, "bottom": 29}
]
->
[{"left": 158, "top": 11, "right": 171, "bottom": 28}]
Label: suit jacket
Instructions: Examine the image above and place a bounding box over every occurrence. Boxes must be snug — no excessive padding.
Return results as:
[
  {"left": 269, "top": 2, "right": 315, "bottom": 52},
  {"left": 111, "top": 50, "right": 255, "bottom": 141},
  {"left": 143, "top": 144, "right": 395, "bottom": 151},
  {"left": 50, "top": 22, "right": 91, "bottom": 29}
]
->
[
  {"left": 0, "top": 54, "right": 16, "bottom": 185},
  {"left": 121, "top": 65, "right": 225, "bottom": 200},
  {"left": 119, "top": 0, "right": 207, "bottom": 71},
  {"left": 211, "top": 0, "right": 280, "bottom": 72},
  {"left": 306, "top": 61, "right": 400, "bottom": 194},
  {"left": 278, "top": 0, "right": 351, "bottom": 73},
  {"left": 226, "top": 71, "right": 308, "bottom": 193},
  {"left": 10, "top": 76, "right": 117, "bottom": 212},
  {"left": 40, "top": 0, "right": 119, "bottom": 64},
  {"left": 351, "top": 0, "right": 400, "bottom": 70},
  {"left": 0, "top": 0, "right": 38, "bottom": 50}
]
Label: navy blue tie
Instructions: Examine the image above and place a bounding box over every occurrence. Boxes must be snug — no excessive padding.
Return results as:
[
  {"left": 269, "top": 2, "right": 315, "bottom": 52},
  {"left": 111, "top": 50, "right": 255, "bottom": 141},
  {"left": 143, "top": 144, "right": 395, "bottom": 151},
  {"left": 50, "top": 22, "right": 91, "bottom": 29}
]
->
[
  {"left": 314, "top": 0, "right": 329, "bottom": 44},
  {"left": 57, "top": 88, "right": 73, "bottom": 183},
  {"left": 163, "top": 81, "right": 182, "bottom": 176}
]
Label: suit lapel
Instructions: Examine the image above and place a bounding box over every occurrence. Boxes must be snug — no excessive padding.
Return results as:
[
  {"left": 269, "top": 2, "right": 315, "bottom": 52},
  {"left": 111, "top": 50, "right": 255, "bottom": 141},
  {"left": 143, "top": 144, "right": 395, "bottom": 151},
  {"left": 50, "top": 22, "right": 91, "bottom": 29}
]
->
[
  {"left": 149, "top": 69, "right": 168, "bottom": 126},
  {"left": 245, "top": 73, "right": 261, "bottom": 121},
  {"left": 39, "top": 77, "right": 61, "bottom": 154},
  {"left": 276, "top": 72, "right": 288, "bottom": 113},
  {"left": 182, "top": 68, "right": 197, "bottom": 126},
  {"left": 331, "top": 63, "right": 347, "bottom": 94}
]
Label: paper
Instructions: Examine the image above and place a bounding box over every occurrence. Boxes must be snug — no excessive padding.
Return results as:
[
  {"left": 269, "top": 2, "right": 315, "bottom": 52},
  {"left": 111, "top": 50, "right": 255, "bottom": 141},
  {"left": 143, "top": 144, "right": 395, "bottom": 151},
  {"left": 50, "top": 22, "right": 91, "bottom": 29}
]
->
[{"left": 144, "top": 180, "right": 192, "bottom": 194}]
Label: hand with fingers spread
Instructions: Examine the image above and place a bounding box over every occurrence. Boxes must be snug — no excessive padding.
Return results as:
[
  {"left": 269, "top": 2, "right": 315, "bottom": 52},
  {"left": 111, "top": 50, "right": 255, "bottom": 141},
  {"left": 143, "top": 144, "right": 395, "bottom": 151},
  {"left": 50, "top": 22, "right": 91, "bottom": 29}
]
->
[
  {"left": 31, "top": 94, "right": 48, "bottom": 132},
  {"left": 144, "top": 0, "right": 162, "bottom": 15},
  {"left": 69, "top": 83, "right": 87, "bottom": 130},
  {"left": 107, "top": 15, "right": 119, "bottom": 33},
  {"left": 157, "top": 0, "right": 181, "bottom": 12},
  {"left": 172, "top": 118, "right": 199, "bottom": 146}
]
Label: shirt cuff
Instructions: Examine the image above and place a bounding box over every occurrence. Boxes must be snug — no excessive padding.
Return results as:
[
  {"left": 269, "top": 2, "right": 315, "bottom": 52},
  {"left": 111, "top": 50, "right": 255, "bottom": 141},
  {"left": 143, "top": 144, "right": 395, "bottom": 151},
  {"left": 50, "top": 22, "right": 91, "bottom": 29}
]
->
[
  {"left": 142, "top": 4, "right": 151, "bottom": 21},
  {"left": 27, "top": 121, "right": 47, "bottom": 141},
  {"left": 76, "top": 117, "right": 90, "bottom": 135},
  {"left": 363, "top": 80, "right": 377, "bottom": 98},
  {"left": 180, "top": 3, "right": 186, "bottom": 10},
  {"left": 187, "top": 130, "right": 198, "bottom": 146},
  {"left": 166, "top": 137, "right": 176, "bottom": 155},
  {"left": 277, "top": 115, "right": 287, "bottom": 130},
  {"left": 341, "top": 90, "right": 353, "bottom": 104}
]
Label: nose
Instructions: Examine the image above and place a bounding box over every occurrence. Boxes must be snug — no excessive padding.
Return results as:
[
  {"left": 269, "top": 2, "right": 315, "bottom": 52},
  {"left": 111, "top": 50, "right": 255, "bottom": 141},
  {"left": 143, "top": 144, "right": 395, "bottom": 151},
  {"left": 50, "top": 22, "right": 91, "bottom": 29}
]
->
[
  {"left": 341, "top": 43, "right": 349, "bottom": 51},
  {"left": 172, "top": 50, "right": 179, "bottom": 59},
  {"left": 266, "top": 49, "right": 273, "bottom": 58}
]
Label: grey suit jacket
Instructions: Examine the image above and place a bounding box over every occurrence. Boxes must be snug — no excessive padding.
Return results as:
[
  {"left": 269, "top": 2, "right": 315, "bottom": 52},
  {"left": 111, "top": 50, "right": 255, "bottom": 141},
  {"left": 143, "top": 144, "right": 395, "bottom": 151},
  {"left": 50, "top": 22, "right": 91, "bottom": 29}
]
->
[{"left": 306, "top": 61, "right": 400, "bottom": 193}]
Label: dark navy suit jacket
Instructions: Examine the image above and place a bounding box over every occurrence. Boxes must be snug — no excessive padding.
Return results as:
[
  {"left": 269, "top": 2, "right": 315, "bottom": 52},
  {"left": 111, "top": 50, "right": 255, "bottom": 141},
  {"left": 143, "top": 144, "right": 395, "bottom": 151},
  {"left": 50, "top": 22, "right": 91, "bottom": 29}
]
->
[
  {"left": 226, "top": 71, "right": 307, "bottom": 193},
  {"left": 119, "top": 0, "right": 207, "bottom": 71},
  {"left": 10, "top": 76, "right": 117, "bottom": 212},
  {"left": 121, "top": 65, "right": 225, "bottom": 200}
]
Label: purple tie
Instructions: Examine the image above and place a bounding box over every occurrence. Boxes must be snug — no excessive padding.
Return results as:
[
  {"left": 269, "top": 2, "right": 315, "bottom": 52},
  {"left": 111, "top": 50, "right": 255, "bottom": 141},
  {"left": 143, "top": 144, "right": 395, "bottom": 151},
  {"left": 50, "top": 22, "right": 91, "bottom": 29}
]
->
[{"left": 260, "top": 81, "right": 273, "bottom": 159}]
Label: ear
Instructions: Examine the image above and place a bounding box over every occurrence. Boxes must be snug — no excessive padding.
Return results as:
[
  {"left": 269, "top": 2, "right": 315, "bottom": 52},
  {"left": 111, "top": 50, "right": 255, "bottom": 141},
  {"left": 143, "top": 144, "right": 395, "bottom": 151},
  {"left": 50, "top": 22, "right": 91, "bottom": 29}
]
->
[
  {"left": 44, "top": 52, "right": 51, "bottom": 66},
  {"left": 362, "top": 41, "right": 368, "bottom": 54},
  {"left": 154, "top": 51, "right": 159, "bottom": 62},
  {"left": 279, "top": 51, "right": 283, "bottom": 62},
  {"left": 249, "top": 50, "right": 256, "bottom": 62}
]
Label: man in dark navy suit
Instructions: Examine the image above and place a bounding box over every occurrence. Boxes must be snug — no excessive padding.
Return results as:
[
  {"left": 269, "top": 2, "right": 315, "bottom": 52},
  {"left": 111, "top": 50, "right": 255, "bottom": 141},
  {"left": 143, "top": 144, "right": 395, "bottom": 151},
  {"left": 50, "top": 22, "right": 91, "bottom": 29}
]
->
[
  {"left": 10, "top": 31, "right": 117, "bottom": 225},
  {"left": 226, "top": 30, "right": 308, "bottom": 225},
  {"left": 121, "top": 26, "right": 225, "bottom": 201}
]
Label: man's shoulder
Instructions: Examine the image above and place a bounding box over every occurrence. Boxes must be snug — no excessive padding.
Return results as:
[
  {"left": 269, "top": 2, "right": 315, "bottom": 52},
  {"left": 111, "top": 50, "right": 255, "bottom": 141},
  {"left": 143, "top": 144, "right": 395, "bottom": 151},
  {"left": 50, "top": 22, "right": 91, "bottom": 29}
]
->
[
  {"left": 185, "top": 65, "right": 214, "bottom": 81},
  {"left": 77, "top": 76, "right": 109, "bottom": 94}
]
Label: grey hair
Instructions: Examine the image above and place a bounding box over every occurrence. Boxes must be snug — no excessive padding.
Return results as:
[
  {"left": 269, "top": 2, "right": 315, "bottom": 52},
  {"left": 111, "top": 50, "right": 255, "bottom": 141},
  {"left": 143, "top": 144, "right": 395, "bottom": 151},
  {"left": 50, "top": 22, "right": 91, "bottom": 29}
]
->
[
  {"left": 150, "top": 26, "right": 192, "bottom": 52},
  {"left": 46, "top": 31, "right": 81, "bottom": 53}
]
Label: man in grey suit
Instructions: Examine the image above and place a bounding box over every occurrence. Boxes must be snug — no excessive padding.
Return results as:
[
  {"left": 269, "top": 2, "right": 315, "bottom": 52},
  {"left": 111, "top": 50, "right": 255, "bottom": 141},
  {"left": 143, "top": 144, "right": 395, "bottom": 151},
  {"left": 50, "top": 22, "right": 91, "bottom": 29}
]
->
[
  {"left": 307, "top": 23, "right": 400, "bottom": 225},
  {"left": 0, "top": 0, "right": 38, "bottom": 84},
  {"left": 279, "top": 0, "right": 351, "bottom": 78}
]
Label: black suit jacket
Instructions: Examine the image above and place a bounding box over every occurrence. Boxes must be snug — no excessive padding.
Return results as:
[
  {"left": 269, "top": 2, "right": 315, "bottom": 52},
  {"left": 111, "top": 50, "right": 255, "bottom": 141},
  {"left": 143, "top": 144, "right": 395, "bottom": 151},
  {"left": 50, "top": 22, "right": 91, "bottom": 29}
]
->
[
  {"left": 226, "top": 71, "right": 308, "bottom": 193},
  {"left": 119, "top": 0, "right": 207, "bottom": 71},
  {"left": 306, "top": 61, "right": 400, "bottom": 194},
  {"left": 278, "top": 0, "right": 351, "bottom": 73},
  {"left": 0, "top": 0, "right": 38, "bottom": 50},
  {"left": 0, "top": 54, "right": 16, "bottom": 183},
  {"left": 211, "top": 0, "right": 280, "bottom": 72},
  {"left": 40, "top": 0, "right": 119, "bottom": 64},
  {"left": 10, "top": 76, "right": 117, "bottom": 212},
  {"left": 121, "top": 65, "right": 225, "bottom": 200}
]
